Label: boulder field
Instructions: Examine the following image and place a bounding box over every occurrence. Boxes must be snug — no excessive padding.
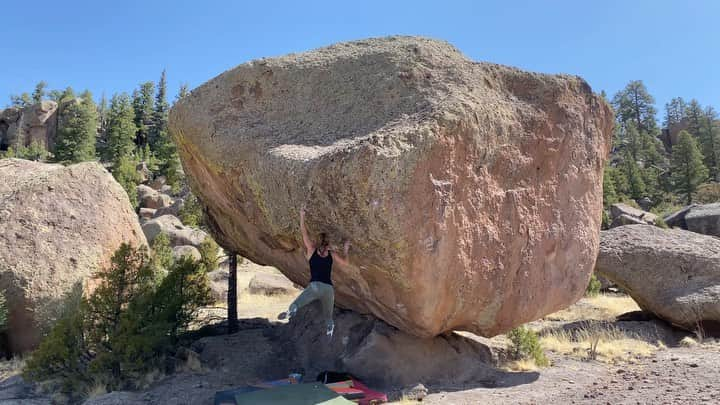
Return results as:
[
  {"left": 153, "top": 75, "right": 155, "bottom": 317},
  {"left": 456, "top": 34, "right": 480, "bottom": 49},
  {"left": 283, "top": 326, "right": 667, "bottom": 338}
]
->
[
  {"left": 0, "top": 159, "right": 146, "bottom": 353},
  {"left": 169, "top": 36, "right": 613, "bottom": 337}
]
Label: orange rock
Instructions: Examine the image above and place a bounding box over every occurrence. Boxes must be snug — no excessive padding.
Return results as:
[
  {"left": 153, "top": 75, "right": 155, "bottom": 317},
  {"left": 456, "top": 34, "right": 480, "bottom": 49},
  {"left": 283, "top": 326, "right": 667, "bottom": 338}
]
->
[{"left": 169, "top": 36, "right": 613, "bottom": 337}]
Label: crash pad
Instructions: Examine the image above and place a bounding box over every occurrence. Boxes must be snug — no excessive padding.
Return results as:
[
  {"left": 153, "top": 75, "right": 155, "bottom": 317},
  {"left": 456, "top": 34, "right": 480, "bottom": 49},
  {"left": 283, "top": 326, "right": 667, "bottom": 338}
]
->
[{"left": 234, "top": 382, "right": 353, "bottom": 404}]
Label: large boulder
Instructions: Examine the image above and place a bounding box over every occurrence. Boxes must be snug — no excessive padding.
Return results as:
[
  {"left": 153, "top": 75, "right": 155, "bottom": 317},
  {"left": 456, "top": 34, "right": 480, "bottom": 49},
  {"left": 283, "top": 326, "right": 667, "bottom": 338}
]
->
[
  {"left": 685, "top": 203, "right": 720, "bottom": 237},
  {"left": 0, "top": 159, "right": 146, "bottom": 353},
  {"left": 663, "top": 204, "right": 697, "bottom": 229},
  {"left": 595, "top": 225, "right": 720, "bottom": 332},
  {"left": 141, "top": 214, "right": 208, "bottom": 248},
  {"left": 169, "top": 36, "right": 613, "bottom": 337},
  {"left": 153, "top": 198, "right": 184, "bottom": 218},
  {"left": 172, "top": 245, "right": 202, "bottom": 261}
]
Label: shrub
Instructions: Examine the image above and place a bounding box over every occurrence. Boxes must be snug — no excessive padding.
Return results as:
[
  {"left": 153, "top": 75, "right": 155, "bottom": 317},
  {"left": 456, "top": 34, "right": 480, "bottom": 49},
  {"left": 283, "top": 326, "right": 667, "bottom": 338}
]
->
[
  {"left": 696, "top": 182, "right": 720, "bottom": 204},
  {"left": 151, "top": 232, "right": 173, "bottom": 271},
  {"left": 198, "top": 237, "right": 219, "bottom": 272},
  {"left": 179, "top": 193, "right": 203, "bottom": 228},
  {"left": 507, "top": 326, "right": 548, "bottom": 367},
  {"left": 585, "top": 274, "right": 602, "bottom": 297},
  {"left": 112, "top": 155, "right": 143, "bottom": 209},
  {"left": 654, "top": 217, "right": 669, "bottom": 229},
  {"left": 24, "top": 243, "right": 212, "bottom": 397}
]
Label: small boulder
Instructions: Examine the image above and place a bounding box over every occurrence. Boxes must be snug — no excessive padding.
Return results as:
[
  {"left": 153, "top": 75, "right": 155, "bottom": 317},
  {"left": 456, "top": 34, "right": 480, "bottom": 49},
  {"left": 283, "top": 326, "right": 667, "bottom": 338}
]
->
[
  {"left": 154, "top": 198, "right": 185, "bottom": 218},
  {"left": 685, "top": 203, "right": 720, "bottom": 237},
  {"left": 136, "top": 161, "right": 151, "bottom": 184},
  {"left": 609, "top": 203, "right": 657, "bottom": 225},
  {"left": 137, "top": 184, "right": 172, "bottom": 209},
  {"left": 248, "top": 273, "right": 296, "bottom": 295},
  {"left": 148, "top": 175, "right": 167, "bottom": 191},
  {"left": 596, "top": 225, "right": 720, "bottom": 332},
  {"left": 207, "top": 268, "right": 229, "bottom": 302},
  {"left": 141, "top": 215, "right": 208, "bottom": 248},
  {"left": 139, "top": 207, "right": 156, "bottom": 219},
  {"left": 172, "top": 245, "right": 202, "bottom": 261},
  {"left": 610, "top": 214, "right": 647, "bottom": 228}
]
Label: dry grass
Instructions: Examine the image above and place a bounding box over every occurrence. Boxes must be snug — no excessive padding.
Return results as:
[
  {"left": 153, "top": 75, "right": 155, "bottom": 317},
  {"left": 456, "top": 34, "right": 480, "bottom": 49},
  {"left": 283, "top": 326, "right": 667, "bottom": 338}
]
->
[
  {"left": 680, "top": 336, "right": 699, "bottom": 347},
  {"left": 0, "top": 356, "right": 25, "bottom": 381},
  {"left": 504, "top": 358, "right": 540, "bottom": 372},
  {"left": 544, "top": 294, "right": 641, "bottom": 322},
  {"left": 540, "top": 323, "right": 656, "bottom": 364},
  {"left": 84, "top": 380, "right": 108, "bottom": 399}
]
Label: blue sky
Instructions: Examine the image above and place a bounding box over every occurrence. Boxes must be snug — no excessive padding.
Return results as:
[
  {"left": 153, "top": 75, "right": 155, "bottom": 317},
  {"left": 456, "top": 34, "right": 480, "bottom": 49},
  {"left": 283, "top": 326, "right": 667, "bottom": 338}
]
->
[{"left": 2, "top": 0, "right": 718, "bottom": 116}]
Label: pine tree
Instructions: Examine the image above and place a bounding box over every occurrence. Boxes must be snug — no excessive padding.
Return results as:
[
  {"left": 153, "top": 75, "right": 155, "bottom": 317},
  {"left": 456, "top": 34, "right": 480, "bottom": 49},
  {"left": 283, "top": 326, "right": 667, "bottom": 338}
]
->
[
  {"left": 176, "top": 83, "right": 189, "bottom": 101},
  {"left": 60, "top": 87, "right": 76, "bottom": 103},
  {"left": 32, "top": 81, "right": 48, "bottom": 104},
  {"left": 54, "top": 91, "right": 97, "bottom": 163},
  {"left": 699, "top": 107, "right": 720, "bottom": 181},
  {"left": 685, "top": 99, "right": 704, "bottom": 138},
  {"left": 602, "top": 166, "right": 618, "bottom": 208},
  {"left": 106, "top": 93, "right": 137, "bottom": 163},
  {"left": 150, "top": 70, "right": 169, "bottom": 151},
  {"left": 10, "top": 93, "right": 31, "bottom": 107},
  {"left": 96, "top": 93, "right": 109, "bottom": 160},
  {"left": 621, "top": 150, "right": 646, "bottom": 200},
  {"left": 132, "top": 82, "right": 155, "bottom": 147},
  {"left": 671, "top": 131, "right": 709, "bottom": 204},
  {"left": 611, "top": 80, "right": 658, "bottom": 133},
  {"left": 664, "top": 97, "right": 687, "bottom": 128}
]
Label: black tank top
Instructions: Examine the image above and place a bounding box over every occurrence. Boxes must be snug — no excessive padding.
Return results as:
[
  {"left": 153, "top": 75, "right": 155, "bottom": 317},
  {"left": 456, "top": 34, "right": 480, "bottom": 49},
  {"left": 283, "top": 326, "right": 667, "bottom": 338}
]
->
[{"left": 309, "top": 250, "right": 333, "bottom": 285}]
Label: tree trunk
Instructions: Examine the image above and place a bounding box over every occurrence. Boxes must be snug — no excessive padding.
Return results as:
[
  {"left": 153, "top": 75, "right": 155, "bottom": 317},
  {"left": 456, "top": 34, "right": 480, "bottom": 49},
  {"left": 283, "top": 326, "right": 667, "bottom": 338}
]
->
[{"left": 227, "top": 252, "right": 238, "bottom": 334}]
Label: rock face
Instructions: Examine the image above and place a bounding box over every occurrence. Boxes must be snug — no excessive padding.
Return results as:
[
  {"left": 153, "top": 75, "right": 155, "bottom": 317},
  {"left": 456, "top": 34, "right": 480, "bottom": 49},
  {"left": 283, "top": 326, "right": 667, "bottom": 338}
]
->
[
  {"left": 0, "top": 101, "right": 58, "bottom": 152},
  {"left": 0, "top": 159, "right": 146, "bottom": 353},
  {"left": 596, "top": 225, "right": 720, "bottom": 332},
  {"left": 169, "top": 36, "right": 613, "bottom": 337},
  {"left": 685, "top": 203, "right": 720, "bottom": 237}
]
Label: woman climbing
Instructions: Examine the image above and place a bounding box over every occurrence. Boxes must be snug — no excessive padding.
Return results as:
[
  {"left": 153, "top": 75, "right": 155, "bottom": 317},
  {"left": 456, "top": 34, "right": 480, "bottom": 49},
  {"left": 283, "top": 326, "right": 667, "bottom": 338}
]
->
[{"left": 278, "top": 205, "right": 350, "bottom": 337}]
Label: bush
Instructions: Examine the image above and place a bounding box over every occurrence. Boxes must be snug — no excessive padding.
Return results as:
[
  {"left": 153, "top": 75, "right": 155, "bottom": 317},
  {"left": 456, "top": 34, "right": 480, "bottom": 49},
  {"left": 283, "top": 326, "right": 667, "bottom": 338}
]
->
[
  {"left": 507, "top": 326, "right": 548, "bottom": 367},
  {"left": 696, "top": 182, "right": 720, "bottom": 204},
  {"left": 24, "top": 243, "right": 212, "bottom": 397},
  {"left": 112, "top": 155, "right": 143, "bottom": 209},
  {"left": 179, "top": 193, "right": 203, "bottom": 228},
  {"left": 586, "top": 274, "right": 602, "bottom": 297},
  {"left": 151, "top": 232, "right": 173, "bottom": 271},
  {"left": 198, "top": 237, "right": 219, "bottom": 272},
  {"left": 654, "top": 217, "right": 669, "bottom": 229}
]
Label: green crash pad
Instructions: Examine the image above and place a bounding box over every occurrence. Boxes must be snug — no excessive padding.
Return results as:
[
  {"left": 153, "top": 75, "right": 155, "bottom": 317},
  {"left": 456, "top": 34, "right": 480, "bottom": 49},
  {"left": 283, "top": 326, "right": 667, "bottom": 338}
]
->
[{"left": 234, "top": 382, "right": 354, "bottom": 404}]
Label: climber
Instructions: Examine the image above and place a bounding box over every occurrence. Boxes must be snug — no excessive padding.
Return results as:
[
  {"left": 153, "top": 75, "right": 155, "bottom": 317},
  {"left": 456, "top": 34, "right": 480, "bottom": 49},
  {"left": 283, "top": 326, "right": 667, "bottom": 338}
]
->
[{"left": 278, "top": 205, "right": 350, "bottom": 338}]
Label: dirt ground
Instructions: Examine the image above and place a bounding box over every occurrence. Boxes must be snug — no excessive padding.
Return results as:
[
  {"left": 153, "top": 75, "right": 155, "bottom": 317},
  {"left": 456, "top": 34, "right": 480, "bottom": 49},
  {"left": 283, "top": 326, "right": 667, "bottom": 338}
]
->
[{"left": 2, "top": 264, "right": 720, "bottom": 405}]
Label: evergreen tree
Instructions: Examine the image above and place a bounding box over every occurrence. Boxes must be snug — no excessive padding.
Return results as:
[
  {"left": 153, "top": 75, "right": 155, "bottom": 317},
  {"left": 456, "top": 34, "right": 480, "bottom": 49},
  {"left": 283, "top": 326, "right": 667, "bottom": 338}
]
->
[
  {"left": 611, "top": 80, "right": 658, "bottom": 132},
  {"left": 54, "top": 91, "right": 98, "bottom": 163},
  {"left": 96, "top": 93, "right": 109, "bottom": 160},
  {"left": 664, "top": 97, "right": 687, "bottom": 128},
  {"left": 150, "top": 70, "right": 169, "bottom": 151},
  {"left": 671, "top": 131, "right": 709, "bottom": 204},
  {"left": 32, "top": 81, "right": 48, "bottom": 103},
  {"left": 699, "top": 107, "right": 720, "bottom": 181},
  {"left": 60, "top": 87, "right": 76, "bottom": 103},
  {"left": 9, "top": 93, "right": 31, "bottom": 107},
  {"left": 132, "top": 82, "right": 155, "bottom": 147},
  {"left": 685, "top": 99, "right": 704, "bottom": 138},
  {"left": 106, "top": 93, "right": 137, "bottom": 163},
  {"left": 621, "top": 150, "right": 646, "bottom": 200},
  {"left": 176, "top": 83, "right": 189, "bottom": 101},
  {"left": 602, "top": 166, "right": 618, "bottom": 208}
]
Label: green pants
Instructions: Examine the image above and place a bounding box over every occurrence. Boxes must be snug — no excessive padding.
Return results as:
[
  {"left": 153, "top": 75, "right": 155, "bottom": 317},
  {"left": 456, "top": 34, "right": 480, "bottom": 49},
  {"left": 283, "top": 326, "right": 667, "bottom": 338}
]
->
[{"left": 289, "top": 281, "right": 335, "bottom": 327}]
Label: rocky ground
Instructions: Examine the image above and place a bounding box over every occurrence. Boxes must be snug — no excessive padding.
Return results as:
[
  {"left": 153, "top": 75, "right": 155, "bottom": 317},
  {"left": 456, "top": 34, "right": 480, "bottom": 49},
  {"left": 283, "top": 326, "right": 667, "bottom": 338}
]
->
[{"left": 1, "top": 264, "right": 719, "bottom": 405}]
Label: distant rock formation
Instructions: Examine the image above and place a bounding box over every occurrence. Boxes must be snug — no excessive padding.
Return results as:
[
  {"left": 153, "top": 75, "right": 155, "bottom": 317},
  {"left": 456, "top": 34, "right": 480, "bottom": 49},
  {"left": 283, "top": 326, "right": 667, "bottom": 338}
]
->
[
  {"left": 0, "top": 159, "right": 146, "bottom": 353},
  {"left": 0, "top": 101, "right": 58, "bottom": 152},
  {"left": 169, "top": 36, "right": 613, "bottom": 337}
]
